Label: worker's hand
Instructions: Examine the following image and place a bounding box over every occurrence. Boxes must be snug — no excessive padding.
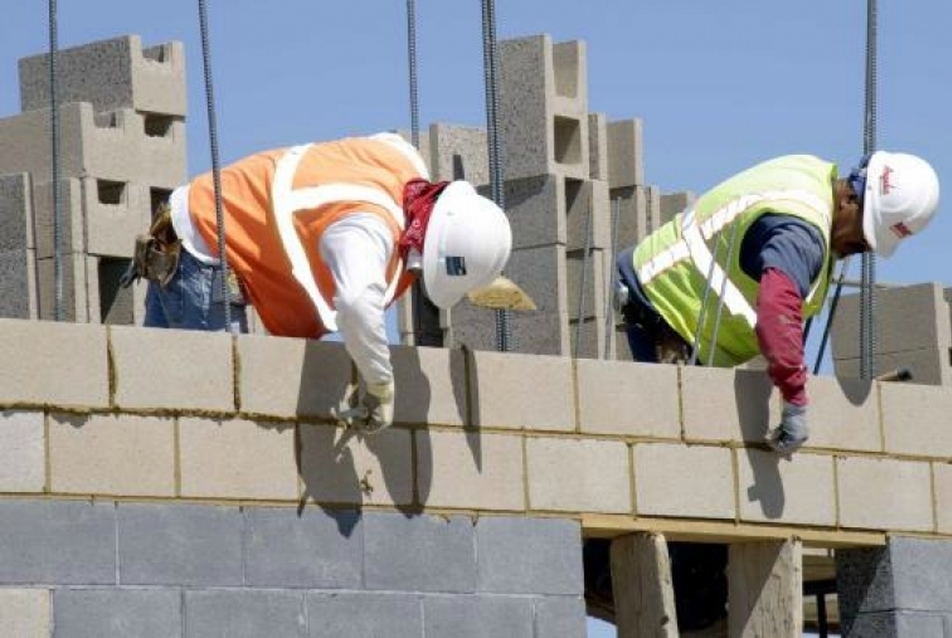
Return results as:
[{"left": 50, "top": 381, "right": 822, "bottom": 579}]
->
[
  {"left": 765, "top": 402, "right": 809, "bottom": 454},
  {"left": 361, "top": 381, "right": 395, "bottom": 434}
]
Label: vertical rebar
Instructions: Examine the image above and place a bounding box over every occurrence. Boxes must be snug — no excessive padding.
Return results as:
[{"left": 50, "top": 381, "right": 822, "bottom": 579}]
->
[
  {"left": 480, "top": 0, "right": 511, "bottom": 352},
  {"left": 197, "top": 0, "right": 233, "bottom": 332},
  {"left": 860, "top": 0, "right": 878, "bottom": 379},
  {"left": 48, "top": 0, "right": 63, "bottom": 321}
]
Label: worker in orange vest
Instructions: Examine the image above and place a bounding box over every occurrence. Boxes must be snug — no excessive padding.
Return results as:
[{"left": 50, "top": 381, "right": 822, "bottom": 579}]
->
[{"left": 123, "top": 132, "right": 512, "bottom": 433}]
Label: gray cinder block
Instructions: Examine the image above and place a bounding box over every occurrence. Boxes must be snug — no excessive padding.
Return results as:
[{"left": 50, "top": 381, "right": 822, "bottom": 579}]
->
[
  {"left": 53, "top": 589, "right": 181, "bottom": 638},
  {"left": 0, "top": 173, "right": 31, "bottom": 251},
  {"left": 306, "top": 592, "right": 423, "bottom": 638},
  {"left": 607, "top": 118, "right": 645, "bottom": 189},
  {"left": 184, "top": 590, "right": 306, "bottom": 638},
  {"left": 428, "top": 123, "right": 488, "bottom": 185}
]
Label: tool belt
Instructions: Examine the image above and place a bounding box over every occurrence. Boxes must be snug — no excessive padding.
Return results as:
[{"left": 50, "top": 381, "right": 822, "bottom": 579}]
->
[{"left": 120, "top": 202, "right": 181, "bottom": 288}]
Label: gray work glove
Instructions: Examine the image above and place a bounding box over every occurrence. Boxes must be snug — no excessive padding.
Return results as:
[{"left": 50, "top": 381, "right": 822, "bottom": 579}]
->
[
  {"left": 334, "top": 381, "right": 395, "bottom": 435},
  {"left": 765, "top": 402, "right": 809, "bottom": 454}
]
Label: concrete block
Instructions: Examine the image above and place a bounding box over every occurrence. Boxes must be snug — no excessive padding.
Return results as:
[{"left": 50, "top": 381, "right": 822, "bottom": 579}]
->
[
  {"left": 390, "top": 344, "right": 468, "bottom": 426},
  {"left": 0, "top": 499, "right": 116, "bottom": 584},
  {"left": 737, "top": 449, "right": 836, "bottom": 526},
  {"left": 0, "top": 411, "right": 45, "bottom": 492},
  {"left": 576, "top": 358, "right": 680, "bottom": 438},
  {"left": 0, "top": 589, "right": 50, "bottom": 638},
  {"left": 569, "top": 315, "right": 610, "bottom": 360},
  {"left": 681, "top": 366, "right": 776, "bottom": 443},
  {"left": 589, "top": 113, "right": 609, "bottom": 180},
  {"left": 0, "top": 318, "right": 109, "bottom": 408},
  {"left": 237, "top": 334, "right": 353, "bottom": 420},
  {"left": 451, "top": 306, "right": 569, "bottom": 356},
  {"left": 933, "top": 463, "right": 952, "bottom": 534},
  {"left": 49, "top": 412, "right": 175, "bottom": 497},
  {"left": 423, "top": 596, "right": 533, "bottom": 638},
  {"left": 534, "top": 597, "right": 587, "bottom": 638},
  {"left": 607, "top": 118, "right": 645, "bottom": 188},
  {"left": 94, "top": 253, "right": 136, "bottom": 325},
  {"left": 0, "top": 103, "right": 87, "bottom": 182},
  {"left": 527, "top": 437, "right": 630, "bottom": 513},
  {"left": 19, "top": 35, "right": 187, "bottom": 116},
  {"left": 887, "top": 536, "right": 952, "bottom": 610},
  {"left": 117, "top": 502, "right": 242, "bottom": 586},
  {"left": 806, "top": 376, "right": 882, "bottom": 452},
  {"left": 476, "top": 516, "right": 582, "bottom": 594},
  {"left": 660, "top": 191, "right": 696, "bottom": 226},
  {"left": 0, "top": 172, "right": 31, "bottom": 251},
  {"left": 244, "top": 506, "right": 362, "bottom": 588},
  {"left": 468, "top": 350, "right": 575, "bottom": 431},
  {"left": 184, "top": 590, "right": 306, "bottom": 637},
  {"left": 418, "top": 431, "right": 525, "bottom": 510},
  {"left": 35, "top": 251, "right": 90, "bottom": 322},
  {"left": 0, "top": 249, "right": 36, "bottom": 319},
  {"left": 298, "top": 424, "right": 413, "bottom": 506},
  {"left": 83, "top": 178, "right": 152, "bottom": 258},
  {"left": 428, "top": 123, "right": 488, "bottom": 184},
  {"left": 882, "top": 383, "right": 952, "bottom": 457},
  {"left": 835, "top": 348, "right": 949, "bottom": 387},
  {"left": 53, "top": 588, "right": 180, "bottom": 638},
  {"left": 634, "top": 443, "right": 734, "bottom": 519},
  {"left": 498, "top": 35, "right": 589, "bottom": 181},
  {"left": 566, "top": 178, "right": 611, "bottom": 251},
  {"left": 504, "top": 174, "right": 566, "bottom": 248},
  {"left": 566, "top": 247, "right": 605, "bottom": 322},
  {"left": 506, "top": 244, "right": 567, "bottom": 315},
  {"left": 306, "top": 592, "right": 423, "bottom": 638},
  {"left": 363, "top": 512, "right": 477, "bottom": 593},
  {"left": 837, "top": 456, "right": 932, "bottom": 531},
  {"left": 110, "top": 325, "right": 235, "bottom": 412},
  {"left": 179, "top": 417, "right": 298, "bottom": 501},
  {"left": 612, "top": 184, "right": 661, "bottom": 250}
]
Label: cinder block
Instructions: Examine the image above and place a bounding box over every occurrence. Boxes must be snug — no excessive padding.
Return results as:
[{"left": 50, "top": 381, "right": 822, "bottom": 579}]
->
[
  {"left": 363, "top": 512, "right": 477, "bottom": 593},
  {"left": 504, "top": 174, "right": 566, "bottom": 248},
  {"left": 468, "top": 350, "right": 575, "bottom": 431},
  {"left": 451, "top": 307, "right": 569, "bottom": 356},
  {"left": 737, "top": 449, "right": 836, "bottom": 526},
  {"left": 634, "top": 443, "right": 734, "bottom": 519},
  {"left": 0, "top": 411, "right": 45, "bottom": 492},
  {"left": 566, "top": 178, "right": 611, "bottom": 251},
  {"left": 428, "top": 123, "right": 488, "bottom": 184},
  {"left": 535, "top": 597, "right": 587, "bottom": 638},
  {"left": 882, "top": 383, "right": 952, "bottom": 457},
  {"left": 117, "top": 502, "right": 242, "bottom": 586},
  {"left": 0, "top": 589, "right": 50, "bottom": 638},
  {"left": 237, "top": 334, "right": 354, "bottom": 420},
  {"left": 681, "top": 366, "right": 777, "bottom": 443},
  {"left": 606, "top": 118, "right": 645, "bottom": 188},
  {"left": 568, "top": 315, "right": 611, "bottom": 360},
  {"left": 576, "top": 358, "right": 680, "bottom": 438},
  {"left": 837, "top": 456, "right": 932, "bottom": 531},
  {"left": 424, "top": 597, "right": 533, "bottom": 637},
  {"left": 566, "top": 246, "right": 606, "bottom": 321},
  {"left": 83, "top": 178, "right": 152, "bottom": 258},
  {"left": 0, "top": 103, "right": 87, "bottom": 183},
  {"left": 507, "top": 244, "right": 567, "bottom": 315},
  {"left": 110, "top": 325, "right": 235, "bottom": 412},
  {"left": 835, "top": 349, "right": 949, "bottom": 387},
  {"left": 417, "top": 431, "right": 525, "bottom": 510},
  {"left": 184, "top": 590, "right": 306, "bottom": 636},
  {"left": 0, "top": 173, "right": 31, "bottom": 251},
  {"left": 306, "top": 592, "right": 423, "bottom": 638},
  {"left": 49, "top": 412, "right": 175, "bottom": 497},
  {"left": 390, "top": 344, "right": 468, "bottom": 426},
  {"left": 498, "top": 35, "right": 589, "bottom": 181},
  {"left": 476, "top": 516, "right": 582, "bottom": 594},
  {"left": 19, "top": 35, "right": 187, "bottom": 116},
  {"left": 933, "top": 463, "right": 952, "bottom": 534},
  {"left": 885, "top": 536, "right": 952, "bottom": 610},
  {"left": 53, "top": 589, "right": 180, "bottom": 637},
  {"left": 588, "top": 113, "right": 608, "bottom": 180},
  {"left": 179, "top": 417, "right": 298, "bottom": 501},
  {"left": 527, "top": 437, "right": 630, "bottom": 513},
  {"left": 660, "top": 191, "right": 696, "bottom": 226},
  {"left": 82, "top": 108, "right": 185, "bottom": 188},
  {"left": 0, "top": 249, "right": 36, "bottom": 319},
  {"left": 806, "top": 376, "right": 882, "bottom": 452},
  {"left": 298, "top": 424, "right": 413, "bottom": 506},
  {"left": 0, "top": 499, "right": 116, "bottom": 584},
  {"left": 35, "top": 251, "right": 90, "bottom": 322},
  {"left": 612, "top": 184, "right": 661, "bottom": 250},
  {"left": 244, "top": 506, "right": 362, "bottom": 588},
  {"left": 0, "top": 318, "right": 109, "bottom": 408}
]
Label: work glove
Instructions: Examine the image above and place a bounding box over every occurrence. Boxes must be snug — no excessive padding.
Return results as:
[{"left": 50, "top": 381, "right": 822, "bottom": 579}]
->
[
  {"left": 334, "top": 381, "right": 395, "bottom": 435},
  {"left": 765, "top": 402, "right": 809, "bottom": 454}
]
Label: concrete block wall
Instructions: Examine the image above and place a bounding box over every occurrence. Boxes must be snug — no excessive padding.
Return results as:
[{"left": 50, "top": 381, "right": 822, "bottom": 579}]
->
[{"left": 0, "top": 35, "right": 186, "bottom": 325}]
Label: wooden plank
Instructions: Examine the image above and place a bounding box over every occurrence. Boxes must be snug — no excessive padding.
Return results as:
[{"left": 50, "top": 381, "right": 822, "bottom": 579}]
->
[
  {"left": 610, "top": 532, "right": 679, "bottom": 638},
  {"left": 728, "top": 539, "right": 803, "bottom": 638}
]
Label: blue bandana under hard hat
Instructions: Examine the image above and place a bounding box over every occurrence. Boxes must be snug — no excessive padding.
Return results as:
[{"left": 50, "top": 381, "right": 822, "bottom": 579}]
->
[{"left": 847, "top": 153, "right": 872, "bottom": 204}]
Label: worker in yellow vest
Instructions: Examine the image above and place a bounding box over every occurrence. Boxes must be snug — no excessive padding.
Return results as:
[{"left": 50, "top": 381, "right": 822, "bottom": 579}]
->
[
  {"left": 615, "top": 151, "right": 939, "bottom": 453},
  {"left": 123, "top": 132, "right": 512, "bottom": 433}
]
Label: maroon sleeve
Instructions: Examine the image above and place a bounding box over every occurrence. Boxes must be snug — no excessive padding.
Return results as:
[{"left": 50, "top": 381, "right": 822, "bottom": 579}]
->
[{"left": 755, "top": 267, "right": 808, "bottom": 406}]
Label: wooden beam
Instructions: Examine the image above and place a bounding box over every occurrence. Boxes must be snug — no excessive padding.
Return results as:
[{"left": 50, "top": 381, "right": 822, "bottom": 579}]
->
[
  {"left": 610, "top": 532, "right": 679, "bottom": 638},
  {"left": 728, "top": 539, "right": 803, "bottom": 638}
]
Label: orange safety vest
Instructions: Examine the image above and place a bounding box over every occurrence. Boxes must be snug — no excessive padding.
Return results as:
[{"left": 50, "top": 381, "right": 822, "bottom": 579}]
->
[{"left": 187, "top": 135, "right": 426, "bottom": 338}]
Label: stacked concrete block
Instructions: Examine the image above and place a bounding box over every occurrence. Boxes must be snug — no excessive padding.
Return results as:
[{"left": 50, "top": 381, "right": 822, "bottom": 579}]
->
[
  {"left": 830, "top": 282, "right": 952, "bottom": 386},
  {"left": 0, "top": 35, "right": 186, "bottom": 324}
]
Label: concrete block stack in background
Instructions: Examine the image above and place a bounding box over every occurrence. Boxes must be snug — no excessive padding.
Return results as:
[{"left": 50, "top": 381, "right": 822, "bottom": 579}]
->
[{"left": 0, "top": 35, "right": 187, "bottom": 325}]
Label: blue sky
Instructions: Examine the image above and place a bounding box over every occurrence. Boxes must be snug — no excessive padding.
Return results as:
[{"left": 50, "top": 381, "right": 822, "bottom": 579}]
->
[{"left": 2, "top": 2, "right": 947, "bottom": 636}]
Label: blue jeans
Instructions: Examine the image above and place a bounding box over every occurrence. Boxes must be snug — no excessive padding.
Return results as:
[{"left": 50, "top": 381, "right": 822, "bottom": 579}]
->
[{"left": 144, "top": 250, "right": 248, "bottom": 333}]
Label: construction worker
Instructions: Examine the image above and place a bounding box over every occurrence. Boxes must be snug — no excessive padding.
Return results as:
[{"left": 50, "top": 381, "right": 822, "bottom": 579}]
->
[
  {"left": 123, "top": 132, "right": 512, "bottom": 433},
  {"left": 615, "top": 151, "right": 940, "bottom": 452}
]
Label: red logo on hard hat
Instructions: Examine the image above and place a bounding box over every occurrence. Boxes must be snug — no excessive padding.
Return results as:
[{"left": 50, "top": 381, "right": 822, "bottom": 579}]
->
[
  {"left": 879, "top": 165, "right": 894, "bottom": 195},
  {"left": 890, "top": 221, "right": 913, "bottom": 238}
]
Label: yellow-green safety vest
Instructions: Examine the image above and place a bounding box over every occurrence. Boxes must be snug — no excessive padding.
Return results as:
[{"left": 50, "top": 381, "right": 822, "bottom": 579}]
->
[{"left": 632, "top": 155, "right": 836, "bottom": 367}]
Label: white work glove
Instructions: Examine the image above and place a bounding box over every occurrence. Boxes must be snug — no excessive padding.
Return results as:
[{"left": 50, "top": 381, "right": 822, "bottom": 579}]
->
[
  {"left": 335, "top": 381, "right": 395, "bottom": 435},
  {"left": 765, "top": 402, "right": 809, "bottom": 454}
]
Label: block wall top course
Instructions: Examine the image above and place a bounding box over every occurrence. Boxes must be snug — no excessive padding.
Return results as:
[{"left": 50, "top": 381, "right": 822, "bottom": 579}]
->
[
  {"left": 3, "top": 318, "right": 952, "bottom": 544},
  {"left": 18, "top": 35, "right": 186, "bottom": 117}
]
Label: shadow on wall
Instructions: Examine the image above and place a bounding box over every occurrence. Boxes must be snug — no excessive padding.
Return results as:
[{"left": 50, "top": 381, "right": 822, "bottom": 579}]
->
[{"left": 736, "top": 369, "right": 785, "bottom": 519}]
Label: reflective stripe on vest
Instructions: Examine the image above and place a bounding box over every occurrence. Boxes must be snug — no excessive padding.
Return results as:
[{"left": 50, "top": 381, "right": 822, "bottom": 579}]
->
[
  {"left": 272, "top": 144, "right": 407, "bottom": 332},
  {"left": 637, "top": 188, "right": 831, "bottom": 328}
]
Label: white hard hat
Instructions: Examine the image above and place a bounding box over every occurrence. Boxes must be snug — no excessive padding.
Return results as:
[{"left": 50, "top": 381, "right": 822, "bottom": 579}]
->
[
  {"left": 422, "top": 181, "right": 512, "bottom": 309},
  {"left": 861, "top": 151, "right": 940, "bottom": 258}
]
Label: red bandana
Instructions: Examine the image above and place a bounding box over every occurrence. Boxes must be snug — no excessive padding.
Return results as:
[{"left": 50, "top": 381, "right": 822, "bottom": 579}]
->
[{"left": 399, "top": 178, "right": 450, "bottom": 262}]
